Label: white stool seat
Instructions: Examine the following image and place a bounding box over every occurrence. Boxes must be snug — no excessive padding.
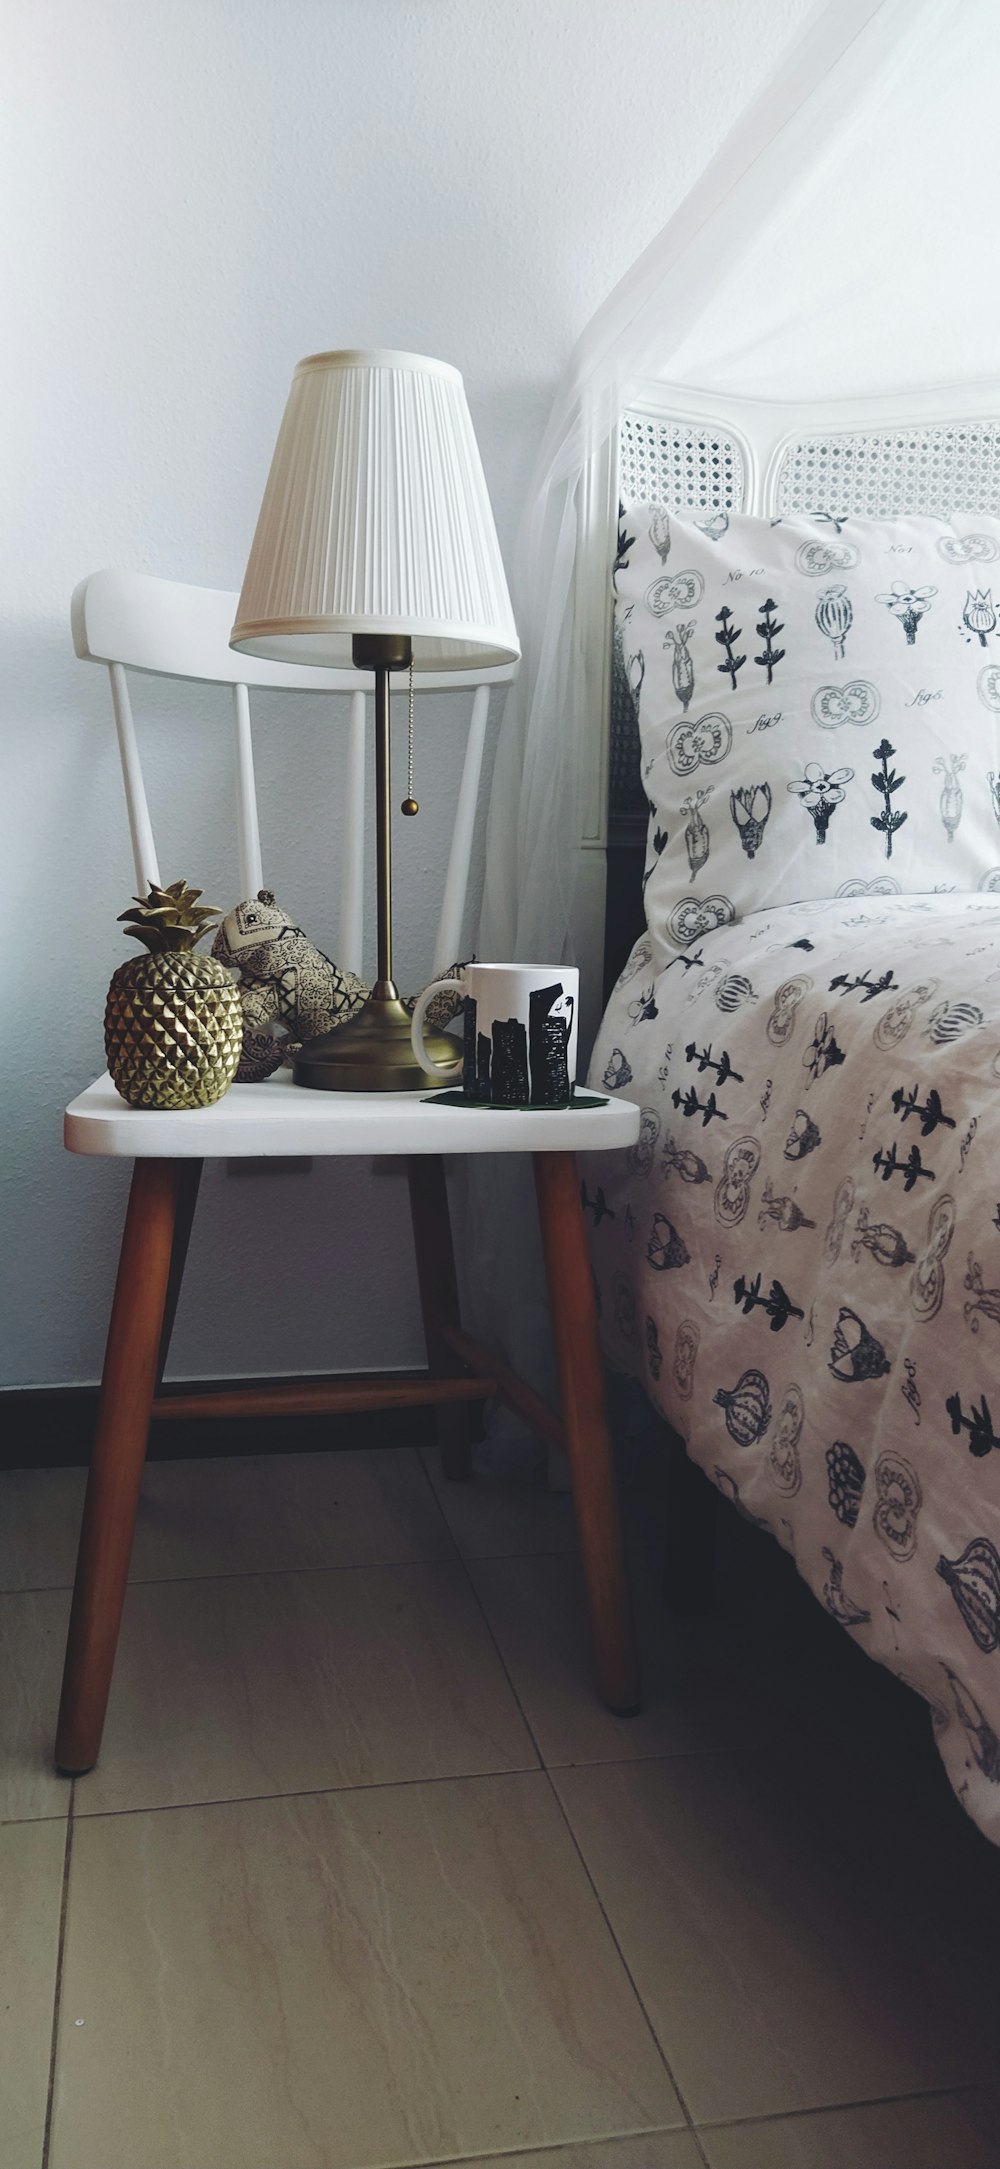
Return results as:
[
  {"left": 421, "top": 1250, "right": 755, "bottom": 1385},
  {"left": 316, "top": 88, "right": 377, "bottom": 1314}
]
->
[{"left": 65, "top": 1072, "right": 640, "bottom": 1158}]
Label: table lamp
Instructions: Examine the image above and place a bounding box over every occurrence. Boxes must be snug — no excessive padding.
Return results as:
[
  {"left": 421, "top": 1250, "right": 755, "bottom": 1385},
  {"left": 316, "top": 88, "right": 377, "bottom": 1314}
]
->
[{"left": 230, "top": 348, "right": 520, "bottom": 1091}]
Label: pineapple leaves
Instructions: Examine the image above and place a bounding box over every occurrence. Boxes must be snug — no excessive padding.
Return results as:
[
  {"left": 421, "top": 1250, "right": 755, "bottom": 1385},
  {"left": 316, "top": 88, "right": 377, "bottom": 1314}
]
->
[{"left": 119, "top": 879, "right": 223, "bottom": 953}]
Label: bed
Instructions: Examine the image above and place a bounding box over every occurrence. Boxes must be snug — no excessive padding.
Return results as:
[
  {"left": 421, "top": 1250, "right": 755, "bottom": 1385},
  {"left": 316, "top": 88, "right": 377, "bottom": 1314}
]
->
[{"left": 579, "top": 383, "right": 1000, "bottom": 1842}]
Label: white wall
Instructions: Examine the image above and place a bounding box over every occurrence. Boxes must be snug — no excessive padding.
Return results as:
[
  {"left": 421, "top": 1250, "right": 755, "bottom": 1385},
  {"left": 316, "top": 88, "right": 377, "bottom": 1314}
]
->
[{"left": 2, "top": 0, "right": 812, "bottom": 1388}]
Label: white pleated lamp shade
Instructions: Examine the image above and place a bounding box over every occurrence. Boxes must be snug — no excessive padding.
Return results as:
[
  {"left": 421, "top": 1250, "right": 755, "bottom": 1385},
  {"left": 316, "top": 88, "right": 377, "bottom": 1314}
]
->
[{"left": 231, "top": 349, "right": 519, "bottom": 672}]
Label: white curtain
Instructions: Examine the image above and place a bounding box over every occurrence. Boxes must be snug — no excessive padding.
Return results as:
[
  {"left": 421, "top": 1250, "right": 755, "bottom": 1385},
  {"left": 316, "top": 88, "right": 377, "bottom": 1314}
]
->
[{"left": 467, "top": 0, "right": 990, "bottom": 1464}]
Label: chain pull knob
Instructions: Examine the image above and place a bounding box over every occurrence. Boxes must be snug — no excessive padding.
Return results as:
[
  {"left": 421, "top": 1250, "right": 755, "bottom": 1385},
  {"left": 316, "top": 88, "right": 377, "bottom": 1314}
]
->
[{"left": 400, "top": 658, "right": 418, "bottom": 816}]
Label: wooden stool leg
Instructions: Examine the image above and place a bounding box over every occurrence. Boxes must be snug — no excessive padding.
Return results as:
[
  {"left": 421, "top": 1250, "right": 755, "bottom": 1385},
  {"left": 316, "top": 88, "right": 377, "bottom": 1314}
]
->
[
  {"left": 533, "top": 1150, "right": 640, "bottom": 1714},
  {"left": 155, "top": 1158, "right": 202, "bottom": 1388},
  {"left": 55, "top": 1159, "right": 180, "bottom": 1775},
  {"left": 407, "top": 1155, "right": 475, "bottom": 1481}
]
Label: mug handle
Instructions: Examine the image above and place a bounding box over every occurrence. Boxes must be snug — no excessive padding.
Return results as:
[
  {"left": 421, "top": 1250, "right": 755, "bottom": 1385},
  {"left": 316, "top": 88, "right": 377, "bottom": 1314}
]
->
[{"left": 410, "top": 977, "right": 464, "bottom": 1080}]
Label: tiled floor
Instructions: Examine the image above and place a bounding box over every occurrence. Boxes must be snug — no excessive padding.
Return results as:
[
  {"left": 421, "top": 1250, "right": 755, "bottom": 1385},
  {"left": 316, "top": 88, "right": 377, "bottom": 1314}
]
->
[{"left": 3, "top": 1434, "right": 1000, "bottom": 2169}]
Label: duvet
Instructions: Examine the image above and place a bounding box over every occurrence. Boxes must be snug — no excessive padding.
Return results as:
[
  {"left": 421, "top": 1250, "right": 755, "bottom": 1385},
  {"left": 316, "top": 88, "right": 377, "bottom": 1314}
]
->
[{"left": 584, "top": 889, "right": 1000, "bottom": 1842}]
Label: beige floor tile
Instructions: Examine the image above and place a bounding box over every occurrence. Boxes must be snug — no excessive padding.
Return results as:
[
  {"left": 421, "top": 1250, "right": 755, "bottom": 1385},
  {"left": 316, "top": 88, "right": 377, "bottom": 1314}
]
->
[
  {"left": 0, "top": 1590, "right": 71, "bottom": 1821},
  {"left": 420, "top": 1444, "right": 578, "bottom": 1559},
  {"left": 0, "top": 1449, "right": 455, "bottom": 1595},
  {"left": 0, "top": 1818, "right": 65, "bottom": 2169},
  {"left": 0, "top": 1466, "right": 85, "bottom": 1592},
  {"left": 74, "top": 1560, "right": 537, "bottom": 1816},
  {"left": 442, "top": 2135, "right": 702, "bottom": 2169},
  {"left": 131, "top": 1446, "right": 456, "bottom": 1580},
  {"left": 702, "top": 2088, "right": 1000, "bottom": 2169},
  {"left": 51, "top": 1773, "right": 683, "bottom": 2169},
  {"left": 554, "top": 1752, "right": 1000, "bottom": 2125},
  {"left": 470, "top": 1550, "right": 792, "bottom": 1768}
]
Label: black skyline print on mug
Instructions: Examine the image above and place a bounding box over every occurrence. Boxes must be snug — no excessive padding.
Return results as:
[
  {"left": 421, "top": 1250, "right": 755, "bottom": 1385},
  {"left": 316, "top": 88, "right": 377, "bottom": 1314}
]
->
[{"left": 462, "top": 983, "right": 575, "bottom": 1106}]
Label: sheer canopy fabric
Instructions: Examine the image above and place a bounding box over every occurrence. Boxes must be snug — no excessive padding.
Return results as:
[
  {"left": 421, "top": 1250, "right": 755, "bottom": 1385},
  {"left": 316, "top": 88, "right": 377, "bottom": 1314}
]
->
[
  {"left": 469, "top": 0, "right": 989, "bottom": 1447},
  {"left": 481, "top": 0, "right": 978, "bottom": 975}
]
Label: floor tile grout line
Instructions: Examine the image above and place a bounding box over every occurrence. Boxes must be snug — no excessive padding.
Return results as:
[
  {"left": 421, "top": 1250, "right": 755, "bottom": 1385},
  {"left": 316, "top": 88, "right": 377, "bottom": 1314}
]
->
[
  {"left": 40, "top": 1780, "right": 74, "bottom": 2169},
  {"left": 0, "top": 1809, "right": 72, "bottom": 1829},
  {"left": 390, "top": 2123, "right": 694, "bottom": 2167},
  {"left": 65, "top": 1737, "right": 770, "bottom": 1823},
  {"left": 71, "top": 1760, "right": 548, "bottom": 1822},
  {"left": 1, "top": 1552, "right": 472, "bottom": 1599},
  {"left": 3, "top": 1542, "right": 570, "bottom": 1602},
  {"left": 418, "top": 1446, "right": 709, "bottom": 2167},
  {"left": 542, "top": 1769, "right": 710, "bottom": 2169},
  {"left": 0, "top": 1536, "right": 579, "bottom": 1598},
  {"left": 419, "top": 1442, "right": 751, "bottom": 2169},
  {"left": 416, "top": 1450, "right": 553, "bottom": 1779},
  {"left": 698, "top": 2075, "right": 1000, "bottom": 2133}
]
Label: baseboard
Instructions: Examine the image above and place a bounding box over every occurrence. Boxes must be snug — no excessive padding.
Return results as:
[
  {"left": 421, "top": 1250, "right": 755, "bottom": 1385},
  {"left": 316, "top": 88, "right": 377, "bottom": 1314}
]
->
[{"left": 0, "top": 1377, "right": 443, "bottom": 1472}]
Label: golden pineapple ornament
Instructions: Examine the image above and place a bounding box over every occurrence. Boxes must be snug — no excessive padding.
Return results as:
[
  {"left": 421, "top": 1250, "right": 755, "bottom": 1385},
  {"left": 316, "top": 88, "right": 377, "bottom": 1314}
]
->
[{"left": 105, "top": 880, "right": 243, "bottom": 1109}]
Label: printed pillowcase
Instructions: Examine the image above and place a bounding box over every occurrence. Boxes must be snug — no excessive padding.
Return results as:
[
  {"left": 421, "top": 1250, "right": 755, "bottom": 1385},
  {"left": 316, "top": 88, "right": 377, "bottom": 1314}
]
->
[{"left": 616, "top": 505, "right": 1000, "bottom": 964}]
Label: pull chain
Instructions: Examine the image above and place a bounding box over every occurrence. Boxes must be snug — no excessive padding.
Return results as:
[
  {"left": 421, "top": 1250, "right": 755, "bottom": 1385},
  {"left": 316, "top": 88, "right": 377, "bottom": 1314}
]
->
[{"left": 401, "top": 658, "right": 418, "bottom": 815}]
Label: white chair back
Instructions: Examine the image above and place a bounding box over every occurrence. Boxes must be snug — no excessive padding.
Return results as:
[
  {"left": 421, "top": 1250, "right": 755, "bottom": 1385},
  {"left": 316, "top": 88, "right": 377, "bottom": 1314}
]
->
[{"left": 71, "top": 568, "right": 517, "bottom": 976}]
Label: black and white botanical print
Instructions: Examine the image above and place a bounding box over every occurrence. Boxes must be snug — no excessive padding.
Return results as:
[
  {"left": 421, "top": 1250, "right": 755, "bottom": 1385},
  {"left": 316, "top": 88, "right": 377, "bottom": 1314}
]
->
[
  {"left": 829, "top": 1305, "right": 891, "bottom": 1383},
  {"left": 924, "top": 1000, "right": 982, "bottom": 1044},
  {"left": 694, "top": 511, "right": 729, "bottom": 542},
  {"left": 795, "top": 538, "right": 860, "bottom": 576},
  {"left": 713, "top": 1366, "right": 772, "bottom": 1444},
  {"left": 821, "top": 1550, "right": 872, "bottom": 1626},
  {"left": 851, "top": 1204, "right": 914, "bottom": 1268},
  {"left": 663, "top": 620, "right": 696, "bottom": 711},
  {"left": 649, "top": 507, "right": 671, "bottom": 564},
  {"left": 788, "top": 763, "right": 854, "bottom": 844},
  {"left": 602, "top": 1046, "right": 633, "bottom": 1090},
  {"left": 937, "top": 531, "right": 1000, "bottom": 564},
  {"left": 964, "top": 1255, "right": 1000, "bottom": 1333},
  {"left": 586, "top": 868, "right": 1000, "bottom": 1841},
  {"left": 810, "top": 679, "right": 881, "bottom": 730},
  {"left": 962, "top": 588, "right": 1000, "bottom": 646},
  {"left": 715, "top": 971, "right": 758, "bottom": 1013},
  {"left": 978, "top": 663, "right": 1000, "bottom": 712},
  {"left": 826, "top": 1439, "right": 866, "bottom": 1525},
  {"left": 646, "top": 574, "right": 704, "bottom": 615},
  {"left": 715, "top": 604, "right": 745, "bottom": 690},
  {"left": 754, "top": 598, "right": 785, "bottom": 683},
  {"left": 933, "top": 753, "right": 967, "bottom": 843},
  {"left": 876, "top": 582, "right": 936, "bottom": 644},
  {"left": 814, "top": 585, "right": 853, "bottom": 659},
  {"left": 646, "top": 1212, "right": 690, "bottom": 1270},
  {"left": 869, "top": 740, "right": 908, "bottom": 858},
  {"left": 681, "top": 787, "right": 712, "bottom": 878},
  {"left": 784, "top": 1107, "right": 821, "bottom": 1159},
  {"left": 665, "top": 894, "right": 736, "bottom": 948},
  {"left": 937, "top": 1537, "right": 1000, "bottom": 1651},
  {"left": 614, "top": 504, "right": 636, "bottom": 578},
  {"left": 871, "top": 1450, "right": 921, "bottom": 1562},
  {"left": 730, "top": 783, "right": 772, "bottom": 860},
  {"left": 666, "top": 713, "right": 732, "bottom": 776}
]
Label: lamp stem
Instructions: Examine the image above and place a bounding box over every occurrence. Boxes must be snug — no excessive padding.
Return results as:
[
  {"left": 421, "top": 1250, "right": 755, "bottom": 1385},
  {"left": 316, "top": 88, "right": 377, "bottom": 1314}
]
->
[
  {"left": 373, "top": 660, "right": 394, "bottom": 995},
  {"left": 351, "top": 630, "right": 412, "bottom": 1002},
  {"left": 291, "top": 627, "right": 457, "bottom": 1090}
]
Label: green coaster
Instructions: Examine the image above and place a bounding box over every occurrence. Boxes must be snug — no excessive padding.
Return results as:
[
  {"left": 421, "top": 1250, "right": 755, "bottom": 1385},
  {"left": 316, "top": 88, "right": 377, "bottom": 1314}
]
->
[{"left": 423, "top": 1089, "right": 609, "bottom": 1111}]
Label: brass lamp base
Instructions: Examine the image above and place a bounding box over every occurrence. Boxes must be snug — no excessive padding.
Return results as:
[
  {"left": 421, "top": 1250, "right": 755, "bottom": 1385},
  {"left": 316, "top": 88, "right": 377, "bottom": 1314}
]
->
[{"left": 293, "top": 988, "right": 461, "bottom": 1093}]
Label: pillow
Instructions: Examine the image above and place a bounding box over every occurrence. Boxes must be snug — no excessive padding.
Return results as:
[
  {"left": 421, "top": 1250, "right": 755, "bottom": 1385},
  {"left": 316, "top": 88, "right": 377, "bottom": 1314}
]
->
[{"left": 615, "top": 505, "right": 1000, "bottom": 964}]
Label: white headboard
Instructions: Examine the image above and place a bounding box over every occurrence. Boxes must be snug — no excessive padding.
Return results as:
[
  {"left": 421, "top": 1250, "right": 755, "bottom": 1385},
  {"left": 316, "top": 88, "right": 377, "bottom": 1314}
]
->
[{"left": 572, "top": 378, "right": 1000, "bottom": 1044}]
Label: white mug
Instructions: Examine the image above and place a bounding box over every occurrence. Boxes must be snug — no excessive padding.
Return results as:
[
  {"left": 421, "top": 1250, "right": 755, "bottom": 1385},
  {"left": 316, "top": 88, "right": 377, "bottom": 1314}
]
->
[{"left": 411, "top": 962, "right": 579, "bottom": 1106}]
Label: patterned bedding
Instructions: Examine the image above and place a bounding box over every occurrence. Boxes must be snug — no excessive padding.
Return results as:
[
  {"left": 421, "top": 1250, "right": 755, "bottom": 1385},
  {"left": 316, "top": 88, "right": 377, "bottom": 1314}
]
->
[{"left": 584, "top": 890, "right": 1000, "bottom": 1841}]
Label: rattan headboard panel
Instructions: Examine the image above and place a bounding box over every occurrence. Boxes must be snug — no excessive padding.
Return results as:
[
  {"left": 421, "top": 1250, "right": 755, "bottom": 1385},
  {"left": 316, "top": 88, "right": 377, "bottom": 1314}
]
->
[
  {"left": 773, "top": 421, "right": 1000, "bottom": 518},
  {"left": 617, "top": 413, "right": 747, "bottom": 514}
]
